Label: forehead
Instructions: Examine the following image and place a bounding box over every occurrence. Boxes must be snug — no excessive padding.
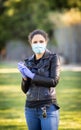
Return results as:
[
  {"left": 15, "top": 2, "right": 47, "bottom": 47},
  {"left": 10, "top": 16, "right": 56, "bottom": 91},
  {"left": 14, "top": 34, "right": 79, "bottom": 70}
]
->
[{"left": 32, "top": 34, "right": 45, "bottom": 42}]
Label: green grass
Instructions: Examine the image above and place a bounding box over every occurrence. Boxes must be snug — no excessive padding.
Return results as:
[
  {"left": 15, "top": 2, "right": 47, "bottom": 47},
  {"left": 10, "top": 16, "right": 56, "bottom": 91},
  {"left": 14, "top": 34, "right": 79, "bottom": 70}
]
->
[
  {"left": 56, "top": 71, "right": 81, "bottom": 130},
  {"left": 0, "top": 63, "right": 81, "bottom": 130}
]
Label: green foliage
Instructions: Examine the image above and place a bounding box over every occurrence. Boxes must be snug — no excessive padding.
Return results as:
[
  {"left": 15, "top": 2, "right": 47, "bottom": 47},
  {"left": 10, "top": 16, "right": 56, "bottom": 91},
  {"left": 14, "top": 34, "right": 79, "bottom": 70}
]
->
[
  {"left": 0, "top": 0, "right": 81, "bottom": 50},
  {"left": 0, "top": 0, "right": 53, "bottom": 50},
  {"left": 48, "top": 0, "right": 81, "bottom": 10}
]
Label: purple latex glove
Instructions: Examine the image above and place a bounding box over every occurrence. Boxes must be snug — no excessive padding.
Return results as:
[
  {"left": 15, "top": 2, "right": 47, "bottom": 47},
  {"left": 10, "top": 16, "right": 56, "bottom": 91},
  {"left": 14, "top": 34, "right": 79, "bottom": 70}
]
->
[
  {"left": 18, "top": 62, "right": 35, "bottom": 79},
  {"left": 18, "top": 62, "right": 27, "bottom": 78}
]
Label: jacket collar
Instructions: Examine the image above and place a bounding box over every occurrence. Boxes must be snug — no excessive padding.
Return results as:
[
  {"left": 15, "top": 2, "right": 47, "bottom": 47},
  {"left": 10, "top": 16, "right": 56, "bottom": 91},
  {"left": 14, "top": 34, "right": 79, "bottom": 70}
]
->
[{"left": 42, "top": 49, "right": 51, "bottom": 59}]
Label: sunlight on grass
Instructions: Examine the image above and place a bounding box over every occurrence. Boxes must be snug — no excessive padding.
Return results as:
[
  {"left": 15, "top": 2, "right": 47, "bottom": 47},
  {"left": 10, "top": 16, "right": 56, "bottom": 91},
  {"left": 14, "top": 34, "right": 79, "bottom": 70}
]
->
[
  {"left": 0, "top": 68, "right": 19, "bottom": 73},
  {"left": 60, "top": 112, "right": 81, "bottom": 129},
  {"left": 0, "top": 65, "right": 81, "bottom": 130}
]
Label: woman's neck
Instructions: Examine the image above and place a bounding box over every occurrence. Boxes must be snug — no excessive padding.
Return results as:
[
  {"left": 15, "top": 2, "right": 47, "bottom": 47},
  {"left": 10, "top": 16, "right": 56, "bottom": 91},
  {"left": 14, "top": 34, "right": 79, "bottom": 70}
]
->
[{"left": 35, "top": 52, "right": 44, "bottom": 60}]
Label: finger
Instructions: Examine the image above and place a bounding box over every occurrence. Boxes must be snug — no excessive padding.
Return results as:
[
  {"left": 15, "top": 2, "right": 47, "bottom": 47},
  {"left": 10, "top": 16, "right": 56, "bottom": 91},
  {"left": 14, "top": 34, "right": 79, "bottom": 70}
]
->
[{"left": 18, "top": 62, "right": 24, "bottom": 66}]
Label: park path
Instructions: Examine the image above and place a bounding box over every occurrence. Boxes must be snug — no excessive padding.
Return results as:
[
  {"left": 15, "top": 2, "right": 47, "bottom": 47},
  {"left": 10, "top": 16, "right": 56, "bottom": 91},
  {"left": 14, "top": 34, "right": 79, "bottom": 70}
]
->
[
  {"left": 0, "top": 64, "right": 81, "bottom": 73},
  {"left": 62, "top": 64, "right": 81, "bottom": 71},
  {"left": 0, "top": 68, "right": 19, "bottom": 73}
]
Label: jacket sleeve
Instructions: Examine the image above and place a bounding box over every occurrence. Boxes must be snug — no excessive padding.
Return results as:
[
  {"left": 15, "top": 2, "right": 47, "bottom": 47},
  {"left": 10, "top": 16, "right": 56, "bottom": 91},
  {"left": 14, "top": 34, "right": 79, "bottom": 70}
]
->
[
  {"left": 21, "top": 78, "right": 31, "bottom": 93},
  {"left": 32, "top": 54, "right": 61, "bottom": 87}
]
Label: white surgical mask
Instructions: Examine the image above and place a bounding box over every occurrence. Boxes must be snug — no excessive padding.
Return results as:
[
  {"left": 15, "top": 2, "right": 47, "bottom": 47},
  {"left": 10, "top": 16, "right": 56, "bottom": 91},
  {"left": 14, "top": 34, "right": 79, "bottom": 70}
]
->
[{"left": 31, "top": 42, "right": 46, "bottom": 54}]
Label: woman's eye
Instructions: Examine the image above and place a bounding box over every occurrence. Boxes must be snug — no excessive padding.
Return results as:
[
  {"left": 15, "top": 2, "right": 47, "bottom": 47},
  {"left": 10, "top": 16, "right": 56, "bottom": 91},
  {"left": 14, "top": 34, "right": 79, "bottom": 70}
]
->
[
  {"left": 39, "top": 40, "right": 44, "bottom": 43},
  {"left": 33, "top": 41, "right": 37, "bottom": 44}
]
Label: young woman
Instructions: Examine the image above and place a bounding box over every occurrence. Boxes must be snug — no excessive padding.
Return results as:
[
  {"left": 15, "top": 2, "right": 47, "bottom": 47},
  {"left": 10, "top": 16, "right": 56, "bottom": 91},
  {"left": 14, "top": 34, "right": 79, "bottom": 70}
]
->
[{"left": 18, "top": 29, "right": 60, "bottom": 130}]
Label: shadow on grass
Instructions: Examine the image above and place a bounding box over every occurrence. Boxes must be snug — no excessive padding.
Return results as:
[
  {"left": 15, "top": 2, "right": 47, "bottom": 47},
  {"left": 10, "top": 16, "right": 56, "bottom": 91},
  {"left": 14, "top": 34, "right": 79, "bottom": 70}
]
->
[
  {"left": 0, "top": 73, "right": 21, "bottom": 85},
  {"left": 0, "top": 92, "right": 24, "bottom": 110},
  {"left": 0, "top": 125, "right": 27, "bottom": 130},
  {"left": 57, "top": 71, "right": 81, "bottom": 112},
  {"left": 0, "top": 69, "right": 81, "bottom": 130}
]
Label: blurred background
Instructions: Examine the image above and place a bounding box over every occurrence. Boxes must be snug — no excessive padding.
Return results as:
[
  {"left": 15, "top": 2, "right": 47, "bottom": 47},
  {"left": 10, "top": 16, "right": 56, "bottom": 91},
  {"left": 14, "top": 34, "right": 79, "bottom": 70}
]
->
[
  {"left": 0, "top": 0, "right": 81, "bottom": 64},
  {"left": 0, "top": 0, "right": 81, "bottom": 130}
]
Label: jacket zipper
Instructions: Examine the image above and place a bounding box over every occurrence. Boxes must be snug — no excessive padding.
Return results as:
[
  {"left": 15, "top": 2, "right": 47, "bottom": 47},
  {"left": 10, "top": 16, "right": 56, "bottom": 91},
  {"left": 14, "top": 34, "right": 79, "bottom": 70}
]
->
[{"left": 37, "top": 87, "right": 40, "bottom": 100}]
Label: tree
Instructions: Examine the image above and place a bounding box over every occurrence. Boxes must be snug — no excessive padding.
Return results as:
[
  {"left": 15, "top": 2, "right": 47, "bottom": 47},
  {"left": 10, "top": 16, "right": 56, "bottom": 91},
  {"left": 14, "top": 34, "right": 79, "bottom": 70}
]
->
[
  {"left": 0, "top": 0, "right": 81, "bottom": 51},
  {"left": 47, "top": 0, "right": 81, "bottom": 11},
  {"left": 0, "top": 0, "right": 53, "bottom": 51}
]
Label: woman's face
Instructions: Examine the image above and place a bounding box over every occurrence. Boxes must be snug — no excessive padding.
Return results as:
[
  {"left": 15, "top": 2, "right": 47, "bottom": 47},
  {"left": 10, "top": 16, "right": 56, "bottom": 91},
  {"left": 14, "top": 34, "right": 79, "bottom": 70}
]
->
[
  {"left": 30, "top": 34, "right": 47, "bottom": 54},
  {"left": 31, "top": 34, "right": 47, "bottom": 44}
]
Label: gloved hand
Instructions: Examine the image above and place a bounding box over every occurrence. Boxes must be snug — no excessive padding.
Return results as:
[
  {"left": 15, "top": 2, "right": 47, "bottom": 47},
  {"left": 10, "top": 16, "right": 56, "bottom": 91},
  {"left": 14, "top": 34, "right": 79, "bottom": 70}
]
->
[
  {"left": 18, "top": 62, "right": 27, "bottom": 78},
  {"left": 18, "top": 62, "right": 35, "bottom": 79}
]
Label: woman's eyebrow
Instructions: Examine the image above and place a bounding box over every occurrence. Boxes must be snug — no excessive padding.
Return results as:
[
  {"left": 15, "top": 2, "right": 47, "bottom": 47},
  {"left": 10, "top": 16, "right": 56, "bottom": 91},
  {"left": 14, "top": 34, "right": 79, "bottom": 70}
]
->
[
  {"left": 33, "top": 41, "right": 38, "bottom": 43},
  {"left": 33, "top": 40, "right": 44, "bottom": 43}
]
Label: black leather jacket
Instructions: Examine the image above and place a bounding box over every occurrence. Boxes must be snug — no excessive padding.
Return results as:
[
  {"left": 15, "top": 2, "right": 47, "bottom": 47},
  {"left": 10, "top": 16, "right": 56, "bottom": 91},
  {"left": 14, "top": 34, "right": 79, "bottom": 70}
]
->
[{"left": 21, "top": 49, "right": 60, "bottom": 102}]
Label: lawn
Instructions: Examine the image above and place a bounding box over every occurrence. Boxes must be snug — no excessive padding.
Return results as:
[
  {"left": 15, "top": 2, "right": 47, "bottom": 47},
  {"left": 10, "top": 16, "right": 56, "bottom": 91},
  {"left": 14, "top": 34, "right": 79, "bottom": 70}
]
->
[{"left": 0, "top": 62, "right": 81, "bottom": 130}]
